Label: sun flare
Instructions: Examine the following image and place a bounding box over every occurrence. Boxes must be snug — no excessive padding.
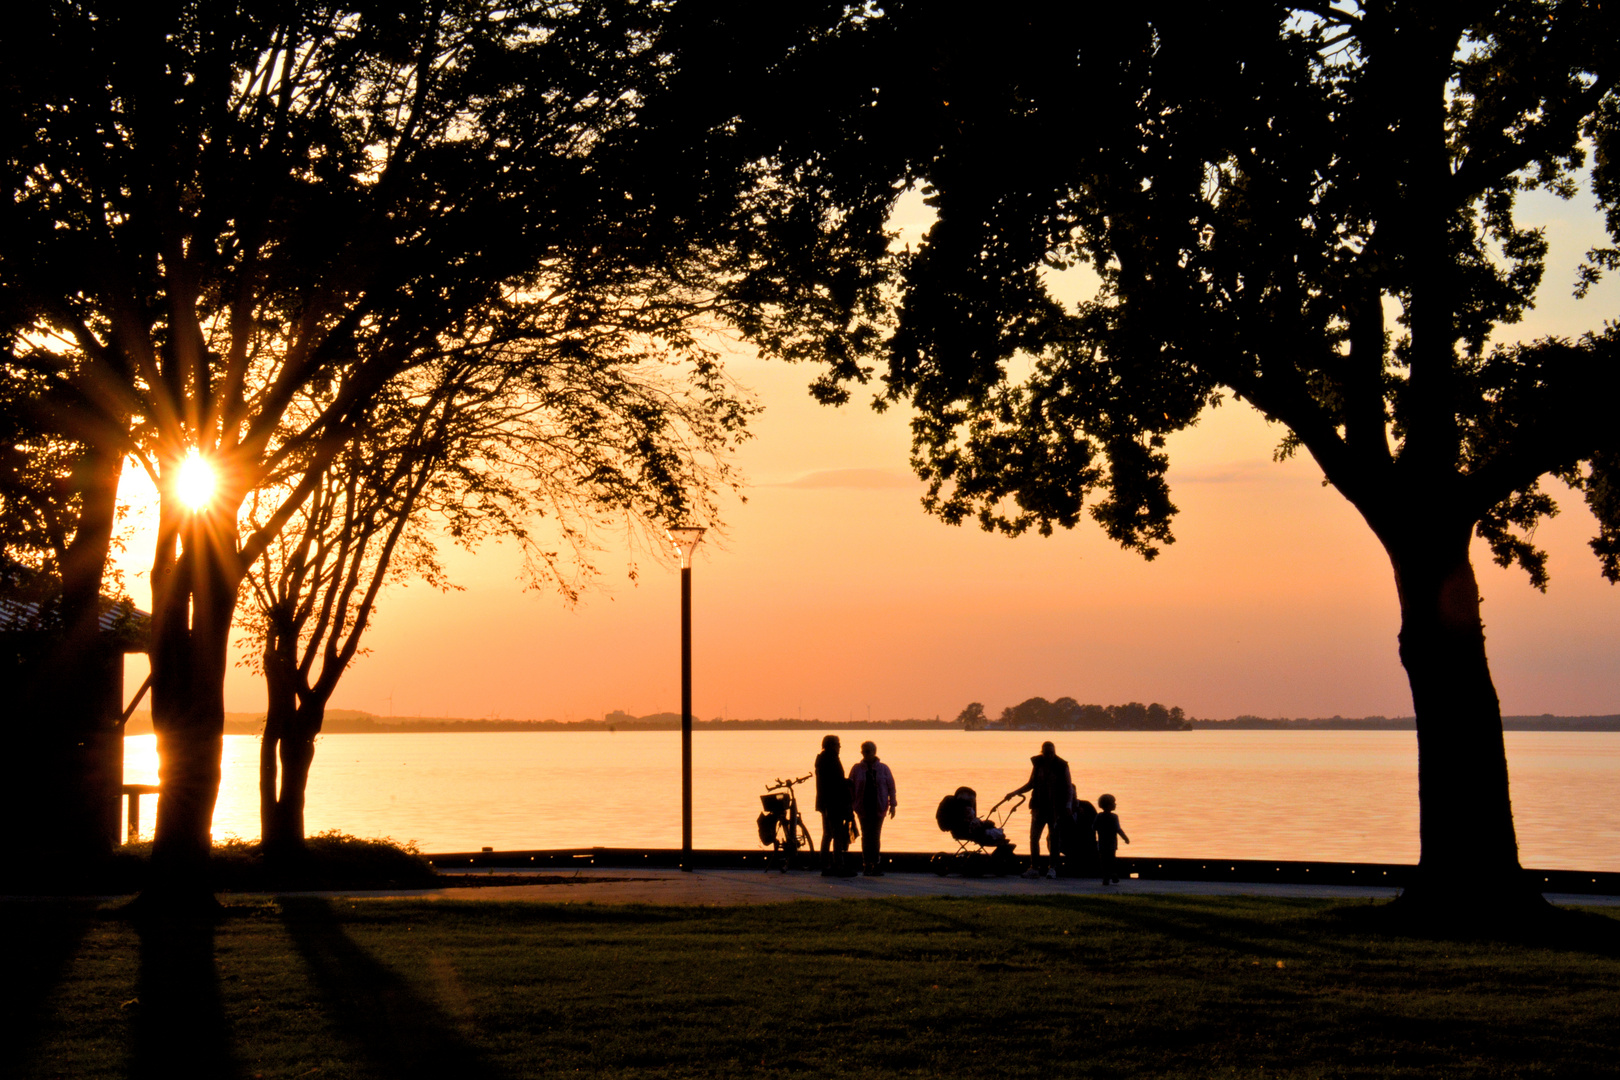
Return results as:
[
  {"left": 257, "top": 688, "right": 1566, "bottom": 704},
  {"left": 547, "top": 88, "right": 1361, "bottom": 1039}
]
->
[{"left": 174, "top": 450, "right": 217, "bottom": 511}]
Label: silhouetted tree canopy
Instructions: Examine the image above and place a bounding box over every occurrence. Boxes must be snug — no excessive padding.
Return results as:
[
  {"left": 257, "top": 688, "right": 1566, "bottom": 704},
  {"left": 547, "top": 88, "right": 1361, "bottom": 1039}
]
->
[
  {"left": 955, "top": 701, "right": 988, "bottom": 730},
  {"left": 0, "top": 369, "right": 95, "bottom": 595},
  {"left": 706, "top": 0, "right": 1620, "bottom": 920},
  {"left": 239, "top": 346, "right": 740, "bottom": 856},
  {"left": 991, "top": 697, "right": 1188, "bottom": 731},
  {"left": 1, "top": 0, "right": 756, "bottom": 898}
]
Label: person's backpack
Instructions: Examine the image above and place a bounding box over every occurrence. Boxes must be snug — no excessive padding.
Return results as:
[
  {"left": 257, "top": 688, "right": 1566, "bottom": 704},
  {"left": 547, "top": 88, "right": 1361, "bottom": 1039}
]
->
[
  {"left": 1072, "top": 799, "right": 1098, "bottom": 839},
  {"left": 1065, "top": 799, "right": 1100, "bottom": 871}
]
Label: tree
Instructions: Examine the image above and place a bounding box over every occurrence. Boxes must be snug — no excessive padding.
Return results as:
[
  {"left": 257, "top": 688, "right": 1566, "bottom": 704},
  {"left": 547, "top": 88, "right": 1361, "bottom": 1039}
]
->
[
  {"left": 719, "top": 2, "right": 1620, "bottom": 919},
  {"left": 1001, "top": 696, "right": 1055, "bottom": 729},
  {"left": 0, "top": 339, "right": 135, "bottom": 865},
  {"left": 240, "top": 370, "right": 470, "bottom": 858},
  {"left": 240, "top": 346, "right": 739, "bottom": 857},
  {"left": 956, "top": 701, "right": 988, "bottom": 729},
  {"left": 3, "top": 1, "right": 753, "bottom": 901}
]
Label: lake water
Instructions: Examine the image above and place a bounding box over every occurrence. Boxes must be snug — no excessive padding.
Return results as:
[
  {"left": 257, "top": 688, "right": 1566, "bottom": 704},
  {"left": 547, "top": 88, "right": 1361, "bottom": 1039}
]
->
[{"left": 121, "top": 729, "right": 1620, "bottom": 870}]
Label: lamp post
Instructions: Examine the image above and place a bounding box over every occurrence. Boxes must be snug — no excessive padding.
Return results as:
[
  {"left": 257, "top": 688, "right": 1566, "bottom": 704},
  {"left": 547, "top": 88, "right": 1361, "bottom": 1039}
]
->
[{"left": 666, "top": 526, "right": 705, "bottom": 868}]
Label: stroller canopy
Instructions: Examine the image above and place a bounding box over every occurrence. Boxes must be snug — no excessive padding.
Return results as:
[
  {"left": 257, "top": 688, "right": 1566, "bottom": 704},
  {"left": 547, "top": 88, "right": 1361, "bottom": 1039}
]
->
[{"left": 935, "top": 787, "right": 980, "bottom": 838}]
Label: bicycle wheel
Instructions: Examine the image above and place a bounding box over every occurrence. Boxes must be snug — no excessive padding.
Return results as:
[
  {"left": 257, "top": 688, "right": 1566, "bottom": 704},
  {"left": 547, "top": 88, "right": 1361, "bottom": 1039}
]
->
[
  {"left": 769, "top": 822, "right": 790, "bottom": 871},
  {"left": 795, "top": 818, "right": 814, "bottom": 854}
]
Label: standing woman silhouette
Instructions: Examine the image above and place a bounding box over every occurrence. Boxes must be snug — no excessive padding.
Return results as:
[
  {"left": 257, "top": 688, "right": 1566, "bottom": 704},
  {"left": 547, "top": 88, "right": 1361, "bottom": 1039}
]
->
[{"left": 850, "top": 741, "right": 897, "bottom": 876}]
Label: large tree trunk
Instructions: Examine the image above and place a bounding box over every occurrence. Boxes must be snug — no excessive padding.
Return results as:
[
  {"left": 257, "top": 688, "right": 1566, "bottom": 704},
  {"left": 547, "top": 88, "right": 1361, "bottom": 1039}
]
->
[
  {"left": 11, "top": 442, "right": 126, "bottom": 874},
  {"left": 258, "top": 601, "right": 330, "bottom": 859},
  {"left": 146, "top": 512, "right": 240, "bottom": 907},
  {"left": 260, "top": 655, "right": 325, "bottom": 859},
  {"left": 1385, "top": 523, "right": 1546, "bottom": 920},
  {"left": 270, "top": 710, "right": 321, "bottom": 850},
  {"left": 259, "top": 648, "right": 297, "bottom": 855},
  {"left": 58, "top": 442, "right": 128, "bottom": 857}
]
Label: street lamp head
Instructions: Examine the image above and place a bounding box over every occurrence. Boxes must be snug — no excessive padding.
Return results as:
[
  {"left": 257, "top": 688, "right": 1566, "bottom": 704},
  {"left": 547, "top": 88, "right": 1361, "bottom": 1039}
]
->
[{"left": 666, "top": 526, "right": 706, "bottom": 570}]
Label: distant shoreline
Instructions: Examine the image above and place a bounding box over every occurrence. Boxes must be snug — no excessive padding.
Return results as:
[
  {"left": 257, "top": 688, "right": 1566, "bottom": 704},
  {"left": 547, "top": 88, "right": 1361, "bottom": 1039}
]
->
[
  {"left": 1187, "top": 715, "right": 1620, "bottom": 732},
  {"left": 120, "top": 712, "right": 1620, "bottom": 735}
]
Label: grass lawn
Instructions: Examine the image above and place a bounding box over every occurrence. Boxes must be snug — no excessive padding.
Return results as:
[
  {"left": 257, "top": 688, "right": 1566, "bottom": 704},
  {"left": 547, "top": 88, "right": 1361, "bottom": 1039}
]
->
[{"left": 6, "top": 892, "right": 1619, "bottom": 1079}]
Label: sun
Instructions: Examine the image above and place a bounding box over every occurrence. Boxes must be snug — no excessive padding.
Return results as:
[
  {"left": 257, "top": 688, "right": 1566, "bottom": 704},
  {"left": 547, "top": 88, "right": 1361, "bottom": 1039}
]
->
[{"left": 174, "top": 450, "right": 217, "bottom": 511}]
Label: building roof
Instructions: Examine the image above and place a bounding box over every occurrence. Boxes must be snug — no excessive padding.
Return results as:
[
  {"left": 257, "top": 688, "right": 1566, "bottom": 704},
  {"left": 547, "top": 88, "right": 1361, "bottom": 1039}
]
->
[{"left": 0, "top": 594, "right": 151, "bottom": 653}]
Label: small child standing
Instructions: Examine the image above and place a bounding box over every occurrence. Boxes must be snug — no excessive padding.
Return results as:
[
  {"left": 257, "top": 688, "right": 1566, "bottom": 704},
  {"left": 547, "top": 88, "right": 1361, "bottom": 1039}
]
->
[{"left": 1096, "top": 793, "right": 1130, "bottom": 885}]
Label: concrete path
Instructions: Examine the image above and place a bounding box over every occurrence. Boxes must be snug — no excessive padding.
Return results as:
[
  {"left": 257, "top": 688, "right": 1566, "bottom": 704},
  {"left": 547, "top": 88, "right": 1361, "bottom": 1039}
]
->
[{"left": 268, "top": 867, "right": 1620, "bottom": 907}]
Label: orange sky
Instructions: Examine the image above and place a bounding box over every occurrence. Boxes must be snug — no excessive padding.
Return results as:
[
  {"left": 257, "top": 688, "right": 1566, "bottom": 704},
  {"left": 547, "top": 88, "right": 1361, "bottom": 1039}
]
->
[{"left": 117, "top": 185, "right": 1620, "bottom": 723}]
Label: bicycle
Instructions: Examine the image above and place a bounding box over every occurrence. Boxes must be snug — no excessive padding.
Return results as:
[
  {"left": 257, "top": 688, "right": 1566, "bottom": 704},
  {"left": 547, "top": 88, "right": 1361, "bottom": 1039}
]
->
[{"left": 756, "top": 772, "right": 815, "bottom": 872}]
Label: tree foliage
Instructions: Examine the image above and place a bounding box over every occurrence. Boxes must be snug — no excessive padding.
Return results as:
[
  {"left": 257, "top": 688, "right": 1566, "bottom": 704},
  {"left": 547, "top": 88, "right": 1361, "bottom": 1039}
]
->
[
  {"left": 238, "top": 342, "right": 744, "bottom": 851},
  {"left": 0, "top": 362, "right": 92, "bottom": 592},
  {"left": 989, "top": 697, "right": 1189, "bottom": 731},
  {"left": 1, "top": 0, "right": 756, "bottom": 889},
  {"left": 955, "top": 701, "right": 988, "bottom": 730},
  {"left": 706, "top": 0, "right": 1620, "bottom": 915},
  {"left": 725, "top": 1, "right": 1620, "bottom": 566}
]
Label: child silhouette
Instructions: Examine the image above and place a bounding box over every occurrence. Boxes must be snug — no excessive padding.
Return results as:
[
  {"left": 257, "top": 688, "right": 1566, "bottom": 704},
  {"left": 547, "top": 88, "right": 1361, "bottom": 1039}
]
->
[{"left": 1096, "top": 793, "right": 1130, "bottom": 885}]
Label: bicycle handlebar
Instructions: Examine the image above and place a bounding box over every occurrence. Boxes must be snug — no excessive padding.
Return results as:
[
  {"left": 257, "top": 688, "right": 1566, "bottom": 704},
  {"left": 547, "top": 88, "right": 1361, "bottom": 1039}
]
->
[{"left": 766, "top": 773, "right": 813, "bottom": 791}]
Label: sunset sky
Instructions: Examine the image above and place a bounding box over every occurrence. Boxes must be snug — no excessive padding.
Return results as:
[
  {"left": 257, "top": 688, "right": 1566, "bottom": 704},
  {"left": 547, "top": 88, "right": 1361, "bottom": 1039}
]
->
[{"left": 117, "top": 184, "right": 1620, "bottom": 724}]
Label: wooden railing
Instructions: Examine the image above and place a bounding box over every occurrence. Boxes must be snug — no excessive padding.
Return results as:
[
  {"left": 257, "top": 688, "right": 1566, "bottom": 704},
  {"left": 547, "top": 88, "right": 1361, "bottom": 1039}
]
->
[{"left": 120, "top": 783, "right": 160, "bottom": 842}]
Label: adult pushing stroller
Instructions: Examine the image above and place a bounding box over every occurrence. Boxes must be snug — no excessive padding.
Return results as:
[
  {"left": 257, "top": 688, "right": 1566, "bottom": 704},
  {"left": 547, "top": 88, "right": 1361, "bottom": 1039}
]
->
[
  {"left": 1003, "top": 786, "right": 1101, "bottom": 878},
  {"left": 930, "top": 787, "right": 1021, "bottom": 877}
]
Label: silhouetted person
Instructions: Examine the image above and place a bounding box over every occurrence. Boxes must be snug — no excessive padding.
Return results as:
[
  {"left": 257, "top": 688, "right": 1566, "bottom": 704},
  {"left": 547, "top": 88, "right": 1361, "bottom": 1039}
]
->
[
  {"left": 1066, "top": 786, "right": 1099, "bottom": 877},
  {"left": 849, "top": 740, "right": 896, "bottom": 876},
  {"left": 814, "top": 735, "right": 856, "bottom": 875},
  {"left": 1006, "top": 741, "right": 1072, "bottom": 878},
  {"left": 1096, "top": 792, "right": 1130, "bottom": 885}
]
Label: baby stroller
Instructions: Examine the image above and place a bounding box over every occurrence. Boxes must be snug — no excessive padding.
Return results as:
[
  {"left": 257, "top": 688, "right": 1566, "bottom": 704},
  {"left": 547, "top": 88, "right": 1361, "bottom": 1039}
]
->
[{"left": 930, "top": 787, "right": 1022, "bottom": 877}]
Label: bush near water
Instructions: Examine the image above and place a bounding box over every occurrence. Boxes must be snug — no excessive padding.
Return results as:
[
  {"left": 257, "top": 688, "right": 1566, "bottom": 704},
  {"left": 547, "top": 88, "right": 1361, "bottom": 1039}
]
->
[{"left": 11, "top": 832, "right": 440, "bottom": 895}]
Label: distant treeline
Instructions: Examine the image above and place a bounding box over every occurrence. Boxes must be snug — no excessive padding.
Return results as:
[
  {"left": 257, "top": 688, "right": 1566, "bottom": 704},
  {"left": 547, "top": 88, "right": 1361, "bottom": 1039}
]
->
[
  {"left": 123, "top": 710, "right": 956, "bottom": 734},
  {"left": 123, "top": 709, "right": 1620, "bottom": 736},
  {"left": 958, "top": 698, "right": 1191, "bottom": 731},
  {"left": 594, "top": 711, "right": 954, "bottom": 731},
  {"left": 1191, "top": 715, "right": 1412, "bottom": 730},
  {"left": 1192, "top": 715, "right": 1620, "bottom": 731}
]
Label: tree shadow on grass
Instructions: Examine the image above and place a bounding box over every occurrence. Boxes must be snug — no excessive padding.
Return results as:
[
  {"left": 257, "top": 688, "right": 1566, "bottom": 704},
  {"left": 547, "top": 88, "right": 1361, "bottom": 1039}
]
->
[
  {"left": 278, "top": 897, "right": 508, "bottom": 1080},
  {"left": 1065, "top": 890, "right": 1620, "bottom": 959},
  {"left": 130, "top": 909, "right": 239, "bottom": 1080},
  {"left": 1, "top": 900, "right": 95, "bottom": 1075},
  {"left": 424, "top": 897, "right": 685, "bottom": 926},
  {"left": 861, "top": 896, "right": 1031, "bottom": 948},
  {"left": 1325, "top": 894, "right": 1620, "bottom": 955},
  {"left": 1036, "top": 893, "right": 1345, "bottom": 962}
]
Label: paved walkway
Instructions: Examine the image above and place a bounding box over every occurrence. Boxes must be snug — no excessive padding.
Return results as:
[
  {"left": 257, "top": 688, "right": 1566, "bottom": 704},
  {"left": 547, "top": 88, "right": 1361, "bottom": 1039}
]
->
[{"left": 272, "top": 867, "right": 1620, "bottom": 907}]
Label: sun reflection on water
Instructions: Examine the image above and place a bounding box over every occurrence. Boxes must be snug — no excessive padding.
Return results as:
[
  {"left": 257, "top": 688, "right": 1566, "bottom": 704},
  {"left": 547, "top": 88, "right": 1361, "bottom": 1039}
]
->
[{"left": 117, "top": 730, "right": 1620, "bottom": 868}]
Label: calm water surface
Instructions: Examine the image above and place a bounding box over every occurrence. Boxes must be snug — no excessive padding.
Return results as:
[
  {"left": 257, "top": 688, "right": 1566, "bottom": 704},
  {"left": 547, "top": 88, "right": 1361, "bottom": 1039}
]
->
[{"left": 121, "top": 729, "right": 1620, "bottom": 869}]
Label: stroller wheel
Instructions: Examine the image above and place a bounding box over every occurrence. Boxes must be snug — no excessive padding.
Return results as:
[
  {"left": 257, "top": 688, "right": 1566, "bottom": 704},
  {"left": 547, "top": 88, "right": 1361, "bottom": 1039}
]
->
[{"left": 930, "top": 852, "right": 952, "bottom": 877}]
